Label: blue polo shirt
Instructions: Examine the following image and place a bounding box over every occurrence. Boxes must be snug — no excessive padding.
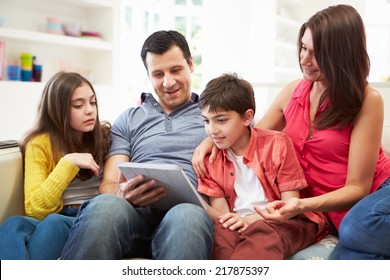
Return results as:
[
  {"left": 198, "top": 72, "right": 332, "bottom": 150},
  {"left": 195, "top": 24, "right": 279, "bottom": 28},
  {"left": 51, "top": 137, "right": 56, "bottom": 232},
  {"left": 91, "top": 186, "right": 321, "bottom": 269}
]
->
[{"left": 108, "top": 92, "right": 207, "bottom": 187}]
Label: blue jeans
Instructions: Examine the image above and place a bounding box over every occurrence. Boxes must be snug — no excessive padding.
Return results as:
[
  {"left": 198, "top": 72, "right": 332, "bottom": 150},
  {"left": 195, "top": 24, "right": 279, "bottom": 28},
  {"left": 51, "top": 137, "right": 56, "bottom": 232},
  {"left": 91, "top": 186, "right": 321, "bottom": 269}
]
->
[
  {"left": 0, "top": 208, "right": 78, "bottom": 260},
  {"left": 60, "top": 194, "right": 214, "bottom": 259},
  {"left": 331, "top": 178, "right": 390, "bottom": 259}
]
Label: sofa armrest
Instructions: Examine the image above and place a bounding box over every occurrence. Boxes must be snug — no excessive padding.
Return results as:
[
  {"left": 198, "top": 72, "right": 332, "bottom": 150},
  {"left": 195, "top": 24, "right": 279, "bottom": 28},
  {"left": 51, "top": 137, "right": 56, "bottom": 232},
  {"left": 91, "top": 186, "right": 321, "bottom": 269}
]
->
[{"left": 0, "top": 147, "right": 24, "bottom": 224}]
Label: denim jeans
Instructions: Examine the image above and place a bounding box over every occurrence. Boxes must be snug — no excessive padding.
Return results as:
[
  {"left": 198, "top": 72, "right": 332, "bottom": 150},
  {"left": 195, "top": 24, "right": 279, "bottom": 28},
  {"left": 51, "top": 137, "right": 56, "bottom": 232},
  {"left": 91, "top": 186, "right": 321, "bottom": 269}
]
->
[
  {"left": 0, "top": 208, "right": 78, "bottom": 260},
  {"left": 331, "top": 178, "right": 390, "bottom": 259},
  {"left": 60, "top": 194, "right": 214, "bottom": 259}
]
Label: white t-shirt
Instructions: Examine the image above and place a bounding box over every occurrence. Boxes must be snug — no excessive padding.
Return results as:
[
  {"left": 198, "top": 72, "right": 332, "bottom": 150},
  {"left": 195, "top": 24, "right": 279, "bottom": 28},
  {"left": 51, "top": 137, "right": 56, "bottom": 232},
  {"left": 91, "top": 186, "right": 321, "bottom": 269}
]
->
[{"left": 228, "top": 149, "right": 269, "bottom": 217}]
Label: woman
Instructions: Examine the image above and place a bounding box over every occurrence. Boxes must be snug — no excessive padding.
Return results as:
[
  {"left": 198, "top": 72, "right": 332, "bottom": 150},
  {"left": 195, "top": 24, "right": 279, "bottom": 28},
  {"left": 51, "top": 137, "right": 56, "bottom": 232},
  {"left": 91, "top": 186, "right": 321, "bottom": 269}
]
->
[
  {"left": 192, "top": 5, "right": 390, "bottom": 259},
  {"left": 0, "top": 71, "right": 110, "bottom": 259}
]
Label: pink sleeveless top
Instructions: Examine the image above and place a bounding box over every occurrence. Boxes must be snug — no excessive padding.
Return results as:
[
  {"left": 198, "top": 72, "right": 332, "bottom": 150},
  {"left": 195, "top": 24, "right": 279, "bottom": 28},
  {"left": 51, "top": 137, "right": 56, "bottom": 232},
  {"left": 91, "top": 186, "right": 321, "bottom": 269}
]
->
[{"left": 284, "top": 80, "right": 390, "bottom": 229}]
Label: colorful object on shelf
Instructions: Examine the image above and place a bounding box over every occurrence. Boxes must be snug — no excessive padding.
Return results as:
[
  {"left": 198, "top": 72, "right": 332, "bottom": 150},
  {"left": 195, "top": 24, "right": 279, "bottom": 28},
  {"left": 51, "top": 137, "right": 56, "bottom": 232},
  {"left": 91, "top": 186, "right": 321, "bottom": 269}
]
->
[
  {"left": 62, "top": 22, "right": 81, "bottom": 37},
  {"left": 32, "top": 57, "right": 43, "bottom": 82},
  {"left": 7, "top": 65, "right": 21, "bottom": 81},
  {"left": 46, "top": 17, "right": 62, "bottom": 35},
  {"left": 20, "top": 53, "right": 33, "bottom": 82},
  {"left": 81, "top": 31, "right": 101, "bottom": 38}
]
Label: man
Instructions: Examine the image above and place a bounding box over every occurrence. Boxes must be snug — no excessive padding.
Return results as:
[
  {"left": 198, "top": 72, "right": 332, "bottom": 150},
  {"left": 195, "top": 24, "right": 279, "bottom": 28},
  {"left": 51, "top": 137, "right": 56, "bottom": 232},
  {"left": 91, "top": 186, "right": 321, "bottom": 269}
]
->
[{"left": 60, "top": 30, "right": 213, "bottom": 259}]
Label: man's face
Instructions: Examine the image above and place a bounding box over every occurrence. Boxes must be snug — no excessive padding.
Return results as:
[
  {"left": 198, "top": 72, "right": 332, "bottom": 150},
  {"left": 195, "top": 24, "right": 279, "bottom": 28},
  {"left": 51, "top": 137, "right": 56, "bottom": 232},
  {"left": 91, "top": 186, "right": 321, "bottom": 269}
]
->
[{"left": 146, "top": 45, "right": 194, "bottom": 114}]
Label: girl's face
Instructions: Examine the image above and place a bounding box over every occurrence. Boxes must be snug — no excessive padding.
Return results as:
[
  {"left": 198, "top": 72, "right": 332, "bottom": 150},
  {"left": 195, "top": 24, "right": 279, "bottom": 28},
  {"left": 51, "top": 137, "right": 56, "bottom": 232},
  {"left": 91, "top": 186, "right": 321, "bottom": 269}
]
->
[
  {"left": 201, "top": 106, "right": 253, "bottom": 156},
  {"left": 69, "top": 83, "right": 97, "bottom": 136},
  {"left": 299, "top": 28, "right": 325, "bottom": 82}
]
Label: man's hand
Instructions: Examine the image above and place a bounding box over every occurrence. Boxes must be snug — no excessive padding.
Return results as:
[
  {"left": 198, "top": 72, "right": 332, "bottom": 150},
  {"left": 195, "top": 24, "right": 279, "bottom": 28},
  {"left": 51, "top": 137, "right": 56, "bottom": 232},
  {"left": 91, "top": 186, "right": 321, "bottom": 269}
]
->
[{"left": 118, "top": 173, "right": 167, "bottom": 207}]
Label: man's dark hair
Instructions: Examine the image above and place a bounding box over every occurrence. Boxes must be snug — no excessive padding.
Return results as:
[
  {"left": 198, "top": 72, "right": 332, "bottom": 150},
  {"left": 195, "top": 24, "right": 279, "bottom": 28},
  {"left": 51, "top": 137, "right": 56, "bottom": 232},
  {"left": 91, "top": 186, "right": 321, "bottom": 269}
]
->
[{"left": 140, "top": 30, "right": 192, "bottom": 70}]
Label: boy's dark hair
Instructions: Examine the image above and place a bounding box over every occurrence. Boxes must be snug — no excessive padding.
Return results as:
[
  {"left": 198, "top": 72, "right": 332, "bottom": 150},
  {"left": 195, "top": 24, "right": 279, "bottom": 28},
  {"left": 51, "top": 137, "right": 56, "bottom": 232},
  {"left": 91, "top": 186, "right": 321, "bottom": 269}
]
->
[
  {"left": 199, "top": 73, "right": 256, "bottom": 116},
  {"left": 140, "top": 30, "right": 192, "bottom": 70}
]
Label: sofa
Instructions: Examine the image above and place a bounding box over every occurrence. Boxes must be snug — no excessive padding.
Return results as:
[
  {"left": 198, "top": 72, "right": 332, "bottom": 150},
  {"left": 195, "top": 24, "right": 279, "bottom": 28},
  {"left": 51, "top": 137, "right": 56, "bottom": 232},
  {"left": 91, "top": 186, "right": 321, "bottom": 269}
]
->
[{"left": 1, "top": 126, "right": 389, "bottom": 259}]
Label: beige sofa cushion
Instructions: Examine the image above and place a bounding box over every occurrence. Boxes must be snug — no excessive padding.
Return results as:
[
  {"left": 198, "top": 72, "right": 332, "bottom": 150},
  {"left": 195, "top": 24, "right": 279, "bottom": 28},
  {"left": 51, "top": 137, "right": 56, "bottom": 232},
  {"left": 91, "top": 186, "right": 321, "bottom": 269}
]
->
[{"left": 0, "top": 147, "right": 24, "bottom": 224}]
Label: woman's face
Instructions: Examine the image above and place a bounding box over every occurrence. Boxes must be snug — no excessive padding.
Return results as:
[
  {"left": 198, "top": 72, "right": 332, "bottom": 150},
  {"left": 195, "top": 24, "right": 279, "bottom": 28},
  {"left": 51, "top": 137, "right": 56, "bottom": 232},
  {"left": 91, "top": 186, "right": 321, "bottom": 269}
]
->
[
  {"left": 299, "top": 28, "right": 325, "bottom": 83},
  {"left": 69, "top": 83, "right": 97, "bottom": 137}
]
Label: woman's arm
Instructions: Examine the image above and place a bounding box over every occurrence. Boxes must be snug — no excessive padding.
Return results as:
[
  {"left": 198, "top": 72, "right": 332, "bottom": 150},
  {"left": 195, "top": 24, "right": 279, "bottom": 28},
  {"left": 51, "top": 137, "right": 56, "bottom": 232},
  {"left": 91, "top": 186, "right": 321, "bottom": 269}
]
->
[{"left": 278, "top": 87, "right": 384, "bottom": 215}]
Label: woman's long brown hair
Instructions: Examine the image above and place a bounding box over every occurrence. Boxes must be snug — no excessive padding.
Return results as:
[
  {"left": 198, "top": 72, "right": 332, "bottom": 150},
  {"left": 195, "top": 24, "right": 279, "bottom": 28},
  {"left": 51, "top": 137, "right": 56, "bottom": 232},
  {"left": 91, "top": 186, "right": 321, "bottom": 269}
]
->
[{"left": 298, "top": 4, "right": 370, "bottom": 129}]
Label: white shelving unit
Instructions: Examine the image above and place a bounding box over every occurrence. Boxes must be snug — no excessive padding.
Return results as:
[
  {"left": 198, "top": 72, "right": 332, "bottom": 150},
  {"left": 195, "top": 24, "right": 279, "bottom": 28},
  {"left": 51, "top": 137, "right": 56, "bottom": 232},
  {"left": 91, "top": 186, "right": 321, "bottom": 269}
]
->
[
  {"left": 273, "top": 0, "right": 304, "bottom": 81},
  {"left": 273, "top": 0, "right": 334, "bottom": 81},
  {"left": 0, "top": 0, "right": 116, "bottom": 85},
  {"left": 0, "top": 0, "right": 119, "bottom": 140}
]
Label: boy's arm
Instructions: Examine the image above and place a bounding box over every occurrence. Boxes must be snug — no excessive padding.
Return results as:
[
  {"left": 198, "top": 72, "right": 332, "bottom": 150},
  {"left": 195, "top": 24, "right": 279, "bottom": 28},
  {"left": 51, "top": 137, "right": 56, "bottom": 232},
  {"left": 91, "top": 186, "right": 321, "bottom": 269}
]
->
[
  {"left": 255, "top": 190, "right": 301, "bottom": 222},
  {"left": 204, "top": 196, "right": 230, "bottom": 222}
]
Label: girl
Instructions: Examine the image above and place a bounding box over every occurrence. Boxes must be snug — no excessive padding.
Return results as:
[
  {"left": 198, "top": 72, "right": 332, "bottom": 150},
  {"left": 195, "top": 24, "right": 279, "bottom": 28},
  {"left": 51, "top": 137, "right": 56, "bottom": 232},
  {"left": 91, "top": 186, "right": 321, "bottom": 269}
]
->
[{"left": 0, "top": 71, "right": 110, "bottom": 259}]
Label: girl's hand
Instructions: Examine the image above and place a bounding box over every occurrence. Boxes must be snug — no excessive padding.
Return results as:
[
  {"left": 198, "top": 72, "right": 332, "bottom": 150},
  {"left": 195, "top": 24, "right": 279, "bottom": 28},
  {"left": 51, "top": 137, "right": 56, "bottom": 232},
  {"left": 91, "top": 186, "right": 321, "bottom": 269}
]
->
[
  {"left": 64, "top": 153, "right": 100, "bottom": 176},
  {"left": 218, "top": 212, "right": 249, "bottom": 232}
]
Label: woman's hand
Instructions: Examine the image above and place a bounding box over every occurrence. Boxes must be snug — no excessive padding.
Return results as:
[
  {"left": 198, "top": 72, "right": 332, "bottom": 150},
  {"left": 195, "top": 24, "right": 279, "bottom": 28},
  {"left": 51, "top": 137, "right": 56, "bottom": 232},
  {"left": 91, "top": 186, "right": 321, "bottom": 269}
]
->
[
  {"left": 64, "top": 153, "right": 100, "bottom": 176},
  {"left": 218, "top": 212, "right": 249, "bottom": 233},
  {"left": 255, "top": 197, "right": 301, "bottom": 223},
  {"left": 192, "top": 137, "right": 219, "bottom": 178}
]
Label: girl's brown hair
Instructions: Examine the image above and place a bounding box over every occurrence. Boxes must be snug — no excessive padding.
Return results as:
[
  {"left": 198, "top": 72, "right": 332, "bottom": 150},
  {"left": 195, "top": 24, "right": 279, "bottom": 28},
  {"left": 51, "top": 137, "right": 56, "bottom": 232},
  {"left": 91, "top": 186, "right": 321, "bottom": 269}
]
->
[
  {"left": 298, "top": 4, "right": 370, "bottom": 129},
  {"left": 20, "top": 71, "right": 111, "bottom": 179}
]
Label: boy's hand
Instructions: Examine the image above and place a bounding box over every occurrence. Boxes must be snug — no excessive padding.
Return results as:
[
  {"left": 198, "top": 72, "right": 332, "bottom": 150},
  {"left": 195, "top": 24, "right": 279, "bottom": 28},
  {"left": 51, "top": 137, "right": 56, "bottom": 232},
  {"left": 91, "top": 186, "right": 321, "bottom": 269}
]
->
[{"left": 218, "top": 212, "right": 249, "bottom": 232}]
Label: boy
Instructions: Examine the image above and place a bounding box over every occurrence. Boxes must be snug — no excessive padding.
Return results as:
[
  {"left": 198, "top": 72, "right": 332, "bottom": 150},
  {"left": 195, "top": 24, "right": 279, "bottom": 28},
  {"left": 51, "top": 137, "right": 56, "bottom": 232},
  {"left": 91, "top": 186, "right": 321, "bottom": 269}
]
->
[{"left": 198, "top": 73, "right": 328, "bottom": 259}]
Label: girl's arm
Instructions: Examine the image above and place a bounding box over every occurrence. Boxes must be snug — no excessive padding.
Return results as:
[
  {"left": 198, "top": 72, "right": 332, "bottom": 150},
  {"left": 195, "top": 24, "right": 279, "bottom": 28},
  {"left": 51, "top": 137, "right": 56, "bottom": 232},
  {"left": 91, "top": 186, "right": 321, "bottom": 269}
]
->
[{"left": 24, "top": 137, "right": 80, "bottom": 220}]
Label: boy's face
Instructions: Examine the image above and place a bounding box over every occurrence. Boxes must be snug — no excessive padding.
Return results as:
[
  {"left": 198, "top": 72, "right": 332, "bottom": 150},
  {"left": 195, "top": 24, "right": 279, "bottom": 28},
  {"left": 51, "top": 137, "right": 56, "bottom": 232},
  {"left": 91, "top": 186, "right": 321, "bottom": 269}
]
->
[
  {"left": 146, "top": 45, "right": 194, "bottom": 114},
  {"left": 201, "top": 106, "right": 253, "bottom": 156}
]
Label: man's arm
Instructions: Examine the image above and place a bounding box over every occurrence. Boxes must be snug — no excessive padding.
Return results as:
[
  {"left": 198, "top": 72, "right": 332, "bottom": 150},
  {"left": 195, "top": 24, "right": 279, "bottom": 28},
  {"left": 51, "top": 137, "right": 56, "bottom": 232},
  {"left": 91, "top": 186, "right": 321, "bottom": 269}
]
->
[{"left": 99, "top": 154, "right": 129, "bottom": 195}]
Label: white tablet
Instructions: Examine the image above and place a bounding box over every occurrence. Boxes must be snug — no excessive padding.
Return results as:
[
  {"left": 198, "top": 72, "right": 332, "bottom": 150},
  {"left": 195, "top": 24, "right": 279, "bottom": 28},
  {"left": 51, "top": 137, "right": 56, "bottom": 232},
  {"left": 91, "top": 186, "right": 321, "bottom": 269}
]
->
[{"left": 116, "top": 162, "right": 207, "bottom": 211}]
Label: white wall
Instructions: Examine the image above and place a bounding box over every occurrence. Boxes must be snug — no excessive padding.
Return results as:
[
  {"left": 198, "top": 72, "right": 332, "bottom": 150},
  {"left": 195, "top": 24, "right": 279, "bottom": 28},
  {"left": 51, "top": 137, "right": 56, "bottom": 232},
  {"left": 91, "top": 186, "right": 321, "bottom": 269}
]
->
[{"left": 0, "top": 83, "right": 115, "bottom": 140}]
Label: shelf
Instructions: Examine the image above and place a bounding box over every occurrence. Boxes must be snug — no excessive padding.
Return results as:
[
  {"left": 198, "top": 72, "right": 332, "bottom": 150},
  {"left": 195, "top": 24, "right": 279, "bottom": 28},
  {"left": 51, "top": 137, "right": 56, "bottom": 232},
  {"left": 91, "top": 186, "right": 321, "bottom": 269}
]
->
[
  {"left": 0, "top": 27, "right": 112, "bottom": 51},
  {"left": 51, "top": 0, "right": 113, "bottom": 8}
]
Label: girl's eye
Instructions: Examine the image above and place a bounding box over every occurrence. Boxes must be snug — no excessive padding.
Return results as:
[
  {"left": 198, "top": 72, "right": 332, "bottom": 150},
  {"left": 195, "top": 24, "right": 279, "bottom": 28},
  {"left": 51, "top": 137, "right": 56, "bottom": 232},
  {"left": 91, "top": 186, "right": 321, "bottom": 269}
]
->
[
  {"left": 203, "top": 119, "right": 210, "bottom": 124},
  {"left": 73, "top": 105, "right": 82, "bottom": 109},
  {"left": 90, "top": 101, "right": 97, "bottom": 106}
]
